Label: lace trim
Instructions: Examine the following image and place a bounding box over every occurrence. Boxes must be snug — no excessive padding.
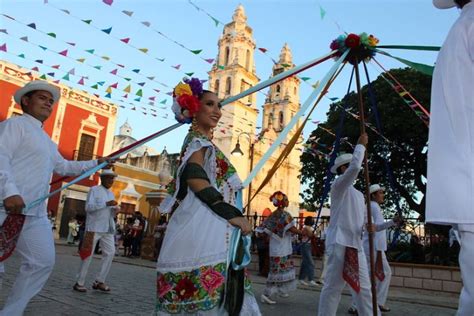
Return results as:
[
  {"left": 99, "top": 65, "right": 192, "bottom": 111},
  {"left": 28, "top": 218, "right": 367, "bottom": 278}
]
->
[{"left": 157, "top": 252, "right": 227, "bottom": 271}]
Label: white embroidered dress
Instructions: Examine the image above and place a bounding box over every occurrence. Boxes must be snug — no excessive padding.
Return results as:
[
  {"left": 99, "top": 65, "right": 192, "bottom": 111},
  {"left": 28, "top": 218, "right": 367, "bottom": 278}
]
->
[{"left": 156, "top": 134, "right": 260, "bottom": 315}]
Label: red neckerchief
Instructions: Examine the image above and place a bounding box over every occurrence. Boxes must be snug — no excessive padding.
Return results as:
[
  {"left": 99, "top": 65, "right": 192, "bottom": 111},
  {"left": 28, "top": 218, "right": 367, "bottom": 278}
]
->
[{"left": 343, "top": 247, "right": 360, "bottom": 293}]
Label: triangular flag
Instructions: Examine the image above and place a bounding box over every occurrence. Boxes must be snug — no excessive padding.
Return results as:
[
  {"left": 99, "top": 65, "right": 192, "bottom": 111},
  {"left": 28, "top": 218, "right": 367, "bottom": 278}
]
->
[
  {"left": 172, "top": 64, "right": 181, "bottom": 70},
  {"left": 300, "top": 77, "right": 311, "bottom": 81},
  {"left": 141, "top": 21, "right": 151, "bottom": 27},
  {"left": 134, "top": 98, "right": 141, "bottom": 102},
  {"left": 97, "top": 81, "right": 105, "bottom": 86},
  {"left": 132, "top": 69, "right": 140, "bottom": 73},
  {"left": 136, "top": 89, "right": 143, "bottom": 97},
  {"left": 67, "top": 42, "right": 76, "bottom": 46},
  {"left": 61, "top": 9, "right": 70, "bottom": 14},
  {"left": 312, "top": 80, "right": 320, "bottom": 89},
  {"left": 166, "top": 92, "right": 173, "bottom": 96},
  {"left": 53, "top": 80, "right": 60, "bottom": 84},
  {"left": 109, "top": 82, "right": 118, "bottom": 89},
  {"left": 139, "top": 48, "right": 148, "bottom": 53},
  {"left": 205, "top": 58, "right": 214, "bottom": 64},
  {"left": 211, "top": 17, "right": 219, "bottom": 27},
  {"left": 39, "top": 74, "right": 47, "bottom": 79},
  {"left": 91, "top": 84, "right": 98, "bottom": 89},
  {"left": 59, "top": 49, "right": 68, "bottom": 56},
  {"left": 76, "top": 58, "right": 86, "bottom": 63},
  {"left": 117, "top": 64, "right": 125, "bottom": 68},
  {"left": 160, "top": 99, "right": 167, "bottom": 104},
  {"left": 103, "top": 0, "right": 113, "bottom": 5},
  {"left": 47, "top": 32, "right": 56, "bottom": 38},
  {"left": 131, "top": 107, "right": 136, "bottom": 111},
  {"left": 85, "top": 49, "right": 95, "bottom": 54},
  {"left": 319, "top": 5, "right": 326, "bottom": 19},
  {"left": 94, "top": 65, "right": 102, "bottom": 70},
  {"left": 190, "top": 49, "right": 202, "bottom": 55},
  {"left": 147, "top": 76, "right": 155, "bottom": 80},
  {"left": 105, "top": 93, "right": 111, "bottom": 98},
  {"left": 328, "top": 97, "right": 339, "bottom": 101},
  {"left": 38, "top": 45, "right": 47, "bottom": 50},
  {"left": 154, "top": 89, "right": 160, "bottom": 93},
  {"left": 62, "top": 73, "right": 70, "bottom": 80},
  {"left": 122, "top": 94, "right": 128, "bottom": 98},
  {"left": 217, "top": 65, "right": 225, "bottom": 70},
  {"left": 137, "top": 82, "right": 145, "bottom": 87},
  {"left": 78, "top": 77, "right": 85, "bottom": 85},
  {"left": 122, "top": 10, "right": 133, "bottom": 16},
  {"left": 47, "top": 72, "right": 55, "bottom": 77},
  {"left": 35, "top": 59, "right": 43, "bottom": 64},
  {"left": 149, "top": 96, "right": 156, "bottom": 101},
  {"left": 20, "top": 36, "right": 28, "bottom": 42},
  {"left": 68, "top": 68, "right": 75, "bottom": 75},
  {"left": 281, "top": 63, "right": 291, "bottom": 68},
  {"left": 0, "top": 43, "right": 6, "bottom": 52},
  {"left": 124, "top": 78, "right": 131, "bottom": 81},
  {"left": 155, "top": 58, "right": 165, "bottom": 62},
  {"left": 106, "top": 87, "right": 112, "bottom": 93},
  {"left": 110, "top": 69, "right": 118, "bottom": 75},
  {"left": 258, "top": 47, "right": 268, "bottom": 53},
  {"left": 82, "top": 19, "right": 92, "bottom": 24},
  {"left": 101, "top": 27, "right": 112, "bottom": 34},
  {"left": 51, "top": 64, "right": 60, "bottom": 69},
  {"left": 17, "top": 53, "right": 25, "bottom": 58},
  {"left": 185, "top": 72, "right": 194, "bottom": 77},
  {"left": 27, "top": 23, "right": 36, "bottom": 29},
  {"left": 0, "top": 29, "right": 8, "bottom": 34},
  {"left": 102, "top": 55, "right": 110, "bottom": 60},
  {"left": 120, "top": 38, "right": 130, "bottom": 44}
]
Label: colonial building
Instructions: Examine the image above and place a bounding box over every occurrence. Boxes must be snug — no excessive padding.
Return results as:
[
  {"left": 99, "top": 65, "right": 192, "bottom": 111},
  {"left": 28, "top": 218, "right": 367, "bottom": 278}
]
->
[
  {"left": 0, "top": 61, "right": 118, "bottom": 239},
  {"left": 208, "top": 5, "right": 302, "bottom": 216}
]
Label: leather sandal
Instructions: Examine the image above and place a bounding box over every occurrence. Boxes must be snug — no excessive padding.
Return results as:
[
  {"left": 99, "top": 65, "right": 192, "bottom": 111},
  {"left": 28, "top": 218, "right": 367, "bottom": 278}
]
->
[
  {"left": 73, "top": 283, "right": 87, "bottom": 292},
  {"left": 379, "top": 305, "right": 391, "bottom": 312},
  {"left": 92, "top": 281, "right": 111, "bottom": 292}
]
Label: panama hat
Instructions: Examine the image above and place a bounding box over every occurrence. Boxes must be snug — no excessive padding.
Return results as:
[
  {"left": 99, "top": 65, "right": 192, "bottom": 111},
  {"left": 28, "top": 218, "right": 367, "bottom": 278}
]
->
[
  {"left": 100, "top": 169, "right": 117, "bottom": 177},
  {"left": 369, "top": 184, "right": 385, "bottom": 194},
  {"left": 14, "top": 80, "right": 61, "bottom": 105},
  {"left": 331, "top": 153, "right": 352, "bottom": 174},
  {"left": 433, "top": 0, "right": 457, "bottom": 9}
]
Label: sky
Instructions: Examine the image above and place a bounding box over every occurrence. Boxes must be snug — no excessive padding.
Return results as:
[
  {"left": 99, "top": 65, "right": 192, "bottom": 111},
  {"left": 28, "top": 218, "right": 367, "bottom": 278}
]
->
[{"left": 0, "top": 0, "right": 459, "bottom": 157}]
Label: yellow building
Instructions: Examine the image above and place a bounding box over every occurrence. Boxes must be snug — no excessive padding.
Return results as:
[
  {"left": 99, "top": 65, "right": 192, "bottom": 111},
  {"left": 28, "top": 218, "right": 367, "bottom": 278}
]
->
[{"left": 209, "top": 5, "right": 302, "bottom": 216}]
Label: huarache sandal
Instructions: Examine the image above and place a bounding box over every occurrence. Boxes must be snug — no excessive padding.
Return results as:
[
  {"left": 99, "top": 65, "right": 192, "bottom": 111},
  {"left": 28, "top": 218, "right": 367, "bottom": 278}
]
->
[
  {"left": 348, "top": 306, "right": 358, "bottom": 315},
  {"left": 73, "top": 283, "right": 87, "bottom": 292},
  {"left": 92, "top": 281, "right": 111, "bottom": 292}
]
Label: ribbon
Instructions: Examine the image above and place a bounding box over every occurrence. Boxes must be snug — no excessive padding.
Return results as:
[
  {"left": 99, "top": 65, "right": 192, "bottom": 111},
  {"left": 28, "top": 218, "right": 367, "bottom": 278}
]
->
[
  {"left": 377, "top": 45, "right": 440, "bottom": 51},
  {"left": 343, "top": 247, "right": 360, "bottom": 293},
  {"left": 377, "top": 50, "right": 434, "bottom": 76}
]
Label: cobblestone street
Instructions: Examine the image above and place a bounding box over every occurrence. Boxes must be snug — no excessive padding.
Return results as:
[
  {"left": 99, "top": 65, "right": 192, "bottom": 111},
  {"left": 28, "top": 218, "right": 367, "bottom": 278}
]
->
[{"left": 0, "top": 244, "right": 458, "bottom": 315}]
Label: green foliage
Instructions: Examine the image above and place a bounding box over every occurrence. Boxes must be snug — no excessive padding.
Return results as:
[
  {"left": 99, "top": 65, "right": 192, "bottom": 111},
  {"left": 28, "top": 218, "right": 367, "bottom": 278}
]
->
[{"left": 300, "top": 67, "right": 432, "bottom": 217}]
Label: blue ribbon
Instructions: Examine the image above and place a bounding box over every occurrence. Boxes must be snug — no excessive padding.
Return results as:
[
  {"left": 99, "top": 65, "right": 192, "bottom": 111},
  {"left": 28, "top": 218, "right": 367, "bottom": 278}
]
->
[{"left": 227, "top": 190, "right": 251, "bottom": 270}]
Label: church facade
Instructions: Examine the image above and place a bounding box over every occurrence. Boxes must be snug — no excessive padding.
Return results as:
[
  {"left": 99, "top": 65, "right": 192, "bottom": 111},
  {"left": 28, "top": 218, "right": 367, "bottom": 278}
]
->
[{"left": 208, "top": 5, "right": 302, "bottom": 216}]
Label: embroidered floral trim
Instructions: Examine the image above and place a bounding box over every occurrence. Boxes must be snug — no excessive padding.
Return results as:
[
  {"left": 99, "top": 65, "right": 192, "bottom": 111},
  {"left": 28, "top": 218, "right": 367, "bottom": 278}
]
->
[
  {"left": 269, "top": 255, "right": 295, "bottom": 276},
  {"left": 262, "top": 211, "right": 294, "bottom": 238},
  {"left": 156, "top": 262, "right": 226, "bottom": 314}
]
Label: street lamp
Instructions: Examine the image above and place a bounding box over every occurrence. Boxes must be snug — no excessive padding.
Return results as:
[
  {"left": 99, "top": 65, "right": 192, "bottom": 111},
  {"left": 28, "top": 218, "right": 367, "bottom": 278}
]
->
[{"left": 230, "top": 142, "right": 244, "bottom": 156}]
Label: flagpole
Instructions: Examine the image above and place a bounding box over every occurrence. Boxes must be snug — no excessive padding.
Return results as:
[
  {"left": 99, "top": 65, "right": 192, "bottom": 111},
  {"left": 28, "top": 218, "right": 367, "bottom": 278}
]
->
[{"left": 354, "top": 58, "right": 378, "bottom": 316}]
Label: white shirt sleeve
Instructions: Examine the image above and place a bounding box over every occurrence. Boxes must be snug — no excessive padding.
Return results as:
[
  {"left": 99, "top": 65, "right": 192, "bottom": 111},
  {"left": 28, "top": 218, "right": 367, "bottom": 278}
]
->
[
  {"left": 332, "top": 144, "right": 365, "bottom": 194},
  {"left": 0, "top": 120, "right": 21, "bottom": 200},
  {"left": 52, "top": 143, "right": 98, "bottom": 176},
  {"left": 85, "top": 187, "right": 107, "bottom": 212}
]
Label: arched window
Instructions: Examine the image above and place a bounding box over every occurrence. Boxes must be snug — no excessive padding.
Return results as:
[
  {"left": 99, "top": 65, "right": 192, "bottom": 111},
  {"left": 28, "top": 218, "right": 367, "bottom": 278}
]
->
[
  {"left": 225, "top": 47, "right": 230, "bottom": 65},
  {"left": 214, "top": 79, "right": 220, "bottom": 95},
  {"left": 279, "top": 111, "right": 284, "bottom": 128},
  {"left": 240, "top": 79, "right": 246, "bottom": 93},
  {"left": 225, "top": 77, "right": 232, "bottom": 95},
  {"left": 245, "top": 49, "right": 251, "bottom": 70},
  {"left": 268, "top": 112, "right": 274, "bottom": 127},
  {"left": 294, "top": 87, "right": 297, "bottom": 95},
  {"left": 276, "top": 85, "right": 281, "bottom": 94}
]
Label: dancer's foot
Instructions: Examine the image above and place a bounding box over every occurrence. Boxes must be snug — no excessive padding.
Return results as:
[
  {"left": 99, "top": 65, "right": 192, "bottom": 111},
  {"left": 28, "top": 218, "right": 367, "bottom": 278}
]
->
[{"left": 260, "top": 294, "right": 276, "bottom": 304}]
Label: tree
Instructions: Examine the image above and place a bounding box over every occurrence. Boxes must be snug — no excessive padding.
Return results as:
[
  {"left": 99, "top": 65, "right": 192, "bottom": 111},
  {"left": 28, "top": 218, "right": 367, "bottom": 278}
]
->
[{"left": 300, "top": 67, "right": 431, "bottom": 218}]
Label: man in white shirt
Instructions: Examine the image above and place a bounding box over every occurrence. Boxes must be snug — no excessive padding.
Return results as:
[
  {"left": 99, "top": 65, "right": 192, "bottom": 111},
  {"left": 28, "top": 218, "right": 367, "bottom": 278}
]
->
[
  {"left": 318, "top": 133, "right": 380, "bottom": 316},
  {"left": 427, "top": 1, "right": 474, "bottom": 315},
  {"left": 0, "top": 80, "right": 108, "bottom": 315},
  {"left": 73, "top": 169, "right": 119, "bottom": 292}
]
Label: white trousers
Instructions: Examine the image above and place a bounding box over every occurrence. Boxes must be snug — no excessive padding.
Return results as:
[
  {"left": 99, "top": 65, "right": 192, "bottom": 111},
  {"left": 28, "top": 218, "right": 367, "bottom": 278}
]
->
[
  {"left": 317, "top": 244, "right": 380, "bottom": 316},
  {"left": 0, "top": 215, "right": 55, "bottom": 316},
  {"left": 351, "top": 251, "right": 392, "bottom": 308},
  {"left": 457, "top": 225, "right": 474, "bottom": 316},
  {"left": 75, "top": 232, "right": 115, "bottom": 286}
]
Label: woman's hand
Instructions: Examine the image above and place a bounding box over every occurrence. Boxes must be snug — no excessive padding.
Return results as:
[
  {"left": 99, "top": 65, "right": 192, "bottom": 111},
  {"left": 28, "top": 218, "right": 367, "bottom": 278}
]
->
[{"left": 228, "top": 217, "right": 252, "bottom": 235}]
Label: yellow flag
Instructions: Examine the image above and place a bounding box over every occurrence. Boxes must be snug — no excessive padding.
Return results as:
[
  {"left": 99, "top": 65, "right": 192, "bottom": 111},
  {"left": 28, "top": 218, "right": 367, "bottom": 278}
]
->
[
  {"left": 139, "top": 48, "right": 149, "bottom": 53},
  {"left": 123, "top": 84, "right": 131, "bottom": 93}
]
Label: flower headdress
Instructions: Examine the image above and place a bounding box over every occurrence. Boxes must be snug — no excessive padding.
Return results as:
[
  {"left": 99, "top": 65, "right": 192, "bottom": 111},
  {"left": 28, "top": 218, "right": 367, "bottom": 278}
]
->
[
  {"left": 329, "top": 32, "right": 379, "bottom": 64},
  {"left": 270, "top": 191, "right": 289, "bottom": 208},
  {"left": 172, "top": 77, "right": 204, "bottom": 124}
]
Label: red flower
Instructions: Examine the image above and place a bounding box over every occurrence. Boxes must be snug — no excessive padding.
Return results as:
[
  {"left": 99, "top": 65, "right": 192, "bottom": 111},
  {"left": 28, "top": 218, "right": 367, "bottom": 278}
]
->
[
  {"left": 345, "top": 33, "right": 360, "bottom": 48},
  {"left": 274, "top": 257, "right": 280, "bottom": 263},
  {"left": 177, "top": 94, "right": 201, "bottom": 116},
  {"left": 174, "top": 278, "right": 197, "bottom": 300},
  {"left": 157, "top": 274, "right": 172, "bottom": 298},
  {"left": 200, "top": 268, "right": 225, "bottom": 294},
  {"left": 216, "top": 158, "right": 229, "bottom": 178}
]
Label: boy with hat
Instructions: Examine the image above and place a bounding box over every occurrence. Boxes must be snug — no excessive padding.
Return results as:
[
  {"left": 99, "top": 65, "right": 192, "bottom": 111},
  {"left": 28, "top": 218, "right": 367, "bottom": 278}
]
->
[
  {"left": 73, "top": 169, "right": 119, "bottom": 292},
  {"left": 0, "top": 80, "right": 109, "bottom": 315},
  {"left": 427, "top": 0, "right": 474, "bottom": 315},
  {"left": 318, "top": 133, "right": 380, "bottom": 316}
]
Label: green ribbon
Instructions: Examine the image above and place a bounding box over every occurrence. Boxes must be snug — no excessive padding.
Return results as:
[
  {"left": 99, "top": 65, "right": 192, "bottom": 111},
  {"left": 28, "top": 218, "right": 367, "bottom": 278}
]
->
[
  {"left": 377, "top": 45, "right": 440, "bottom": 51},
  {"left": 377, "top": 50, "right": 434, "bottom": 76}
]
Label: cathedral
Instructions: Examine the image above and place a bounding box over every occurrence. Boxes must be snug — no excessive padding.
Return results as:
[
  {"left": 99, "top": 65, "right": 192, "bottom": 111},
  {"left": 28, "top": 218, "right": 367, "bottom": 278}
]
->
[{"left": 208, "top": 5, "right": 302, "bottom": 216}]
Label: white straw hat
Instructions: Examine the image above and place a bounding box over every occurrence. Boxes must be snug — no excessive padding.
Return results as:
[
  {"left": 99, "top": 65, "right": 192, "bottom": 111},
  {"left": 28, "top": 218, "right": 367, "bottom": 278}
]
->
[
  {"left": 433, "top": 0, "right": 457, "bottom": 9},
  {"left": 331, "top": 153, "right": 352, "bottom": 174},
  {"left": 369, "top": 184, "right": 385, "bottom": 194},
  {"left": 100, "top": 169, "right": 117, "bottom": 177},
  {"left": 14, "top": 80, "right": 60, "bottom": 105}
]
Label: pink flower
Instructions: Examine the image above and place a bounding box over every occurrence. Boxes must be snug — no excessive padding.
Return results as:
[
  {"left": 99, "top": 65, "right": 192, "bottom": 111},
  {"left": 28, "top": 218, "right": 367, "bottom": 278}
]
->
[
  {"left": 200, "top": 267, "right": 225, "bottom": 294},
  {"left": 157, "top": 274, "right": 172, "bottom": 298}
]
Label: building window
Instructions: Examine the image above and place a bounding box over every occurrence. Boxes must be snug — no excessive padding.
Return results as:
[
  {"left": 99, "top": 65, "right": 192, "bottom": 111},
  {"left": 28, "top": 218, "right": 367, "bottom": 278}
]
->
[
  {"left": 279, "top": 111, "right": 284, "bottom": 129},
  {"left": 225, "top": 47, "right": 230, "bottom": 65},
  {"left": 294, "top": 87, "right": 297, "bottom": 95},
  {"left": 240, "top": 79, "right": 246, "bottom": 93},
  {"left": 276, "top": 85, "right": 281, "bottom": 94},
  {"left": 225, "top": 77, "right": 232, "bottom": 95},
  {"left": 246, "top": 49, "right": 251, "bottom": 70},
  {"left": 268, "top": 112, "right": 274, "bottom": 128},
  {"left": 76, "top": 134, "right": 95, "bottom": 160},
  {"left": 214, "top": 79, "right": 220, "bottom": 95}
]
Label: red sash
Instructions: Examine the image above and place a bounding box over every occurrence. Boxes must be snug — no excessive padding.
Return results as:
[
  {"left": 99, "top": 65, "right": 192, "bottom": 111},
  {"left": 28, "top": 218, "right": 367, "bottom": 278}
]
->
[
  {"left": 0, "top": 214, "right": 26, "bottom": 262},
  {"left": 374, "top": 251, "right": 385, "bottom": 282},
  {"left": 342, "top": 247, "right": 360, "bottom": 293},
  {"left": 79, "top": 231, "right": 95, "bottom": 260}
]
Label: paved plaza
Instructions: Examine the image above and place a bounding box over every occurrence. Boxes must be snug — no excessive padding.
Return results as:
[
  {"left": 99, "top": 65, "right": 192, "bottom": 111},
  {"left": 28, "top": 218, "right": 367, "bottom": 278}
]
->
[{"left": 0, "top": 244, "right": 458, "bottom": 315}]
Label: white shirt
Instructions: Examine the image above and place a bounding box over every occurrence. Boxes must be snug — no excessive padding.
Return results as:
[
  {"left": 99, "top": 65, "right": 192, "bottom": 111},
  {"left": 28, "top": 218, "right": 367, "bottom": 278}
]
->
[
  {"left": 0, "top": 114, "right": 97, "bottom": 217},
  {"left": 426, "top": 2, "right": 474, "bottom": 224},
  {"left": 363, "top": 201, "right": 395, "bottom": 253},
  {"left": 85, "top": 185, "right": 117, "bottom": 233},
  {"left": 326, "top": 144, "right": 366, "bottom": 250}
]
